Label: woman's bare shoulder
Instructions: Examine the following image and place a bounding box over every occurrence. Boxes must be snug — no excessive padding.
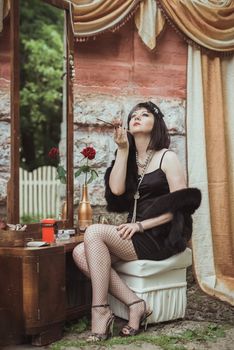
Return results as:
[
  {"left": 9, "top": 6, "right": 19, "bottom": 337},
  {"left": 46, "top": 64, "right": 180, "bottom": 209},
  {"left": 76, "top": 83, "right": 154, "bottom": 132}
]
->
[
  {"left": 162, "top": 150, "right": 183, "bottom": 171},
  {"left": 164, "top": 149, "right": 178, "bottom": 160}
]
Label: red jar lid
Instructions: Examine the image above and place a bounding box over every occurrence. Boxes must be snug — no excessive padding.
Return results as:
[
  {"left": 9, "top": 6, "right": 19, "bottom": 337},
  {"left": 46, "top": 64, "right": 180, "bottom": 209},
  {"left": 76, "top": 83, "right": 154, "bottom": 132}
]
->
[{"left": 41, "top": 218, "right": 57, "bottom": 224}]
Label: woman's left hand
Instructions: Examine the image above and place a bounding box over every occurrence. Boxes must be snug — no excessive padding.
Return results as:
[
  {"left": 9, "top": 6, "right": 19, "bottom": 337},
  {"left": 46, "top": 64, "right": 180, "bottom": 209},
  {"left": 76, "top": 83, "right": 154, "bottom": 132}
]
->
[{"left": 117, "top": 223, "right": 139, "bottom": 240}]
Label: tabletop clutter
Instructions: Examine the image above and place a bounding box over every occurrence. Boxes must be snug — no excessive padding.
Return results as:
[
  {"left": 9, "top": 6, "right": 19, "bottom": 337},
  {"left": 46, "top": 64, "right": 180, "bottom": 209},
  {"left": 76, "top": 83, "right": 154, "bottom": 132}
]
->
[
  {"left": 0, "top": 219, "right": 27, "bottom": 231},
  {"left": 41, "top": 218, "right": 76, "bottom": 243},
  {"left": 0, "top": 218, "right": 76, "bottom": 247}
]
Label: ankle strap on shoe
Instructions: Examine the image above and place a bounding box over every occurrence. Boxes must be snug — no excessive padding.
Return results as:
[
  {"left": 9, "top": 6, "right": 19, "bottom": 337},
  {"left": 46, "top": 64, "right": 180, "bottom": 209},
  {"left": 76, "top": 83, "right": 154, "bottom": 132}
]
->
[
  {"left": 127, "top": 299, "right": 144, "bottom": 307},
  {"left": 92, "top": 304, "right": 110, "bottom": 308}
]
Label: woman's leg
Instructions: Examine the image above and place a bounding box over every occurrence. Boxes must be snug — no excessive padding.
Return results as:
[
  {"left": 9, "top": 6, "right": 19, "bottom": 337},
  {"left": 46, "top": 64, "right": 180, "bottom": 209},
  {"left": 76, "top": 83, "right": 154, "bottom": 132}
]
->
[
  {"left": 73, "top": 242, "right": 138, "bottom": 303},
  {"left": 73, "top": 224, "right": 146, "bottom": 335}
]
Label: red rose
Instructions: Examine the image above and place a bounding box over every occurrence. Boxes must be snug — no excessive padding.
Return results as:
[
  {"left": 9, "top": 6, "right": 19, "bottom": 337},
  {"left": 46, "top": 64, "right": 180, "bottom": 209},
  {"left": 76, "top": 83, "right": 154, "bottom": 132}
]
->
[
  {"left": 81, "top": 146, "right": 96, "bottom": 160},
  {"left": 48, "top": 147, "right": 59, "bottom": 159}
]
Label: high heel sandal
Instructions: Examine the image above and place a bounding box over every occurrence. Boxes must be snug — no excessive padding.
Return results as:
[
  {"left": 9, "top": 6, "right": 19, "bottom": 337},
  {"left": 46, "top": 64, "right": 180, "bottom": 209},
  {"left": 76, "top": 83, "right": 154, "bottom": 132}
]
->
[
  {"left": 119, "top": 299, "right": 152, "bottom": 337},
  {"left": 86, "top": 304, "right": 115, "bottom": 342}
]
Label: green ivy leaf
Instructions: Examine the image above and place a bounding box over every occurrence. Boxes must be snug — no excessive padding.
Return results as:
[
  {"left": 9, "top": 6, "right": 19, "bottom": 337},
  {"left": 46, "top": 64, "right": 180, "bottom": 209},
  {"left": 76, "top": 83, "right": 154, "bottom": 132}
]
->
[
  {"left": 57, "top": 165, "right": 66, "bottom": 177},
  {"left": 91, "top": 169, "right": 98, "bottom": 177},
  {"left": 74, "top": 165, "right": 90, "bottom": 177},
  {"left": 56, "top": 166, "right": 66, "bottom": 183},
  {"left": 86, "top": 174, "right": 93, "bottom": 185},
  {"left": 74, "top": 168, "right": 83, "bottom": 178},
  {"left": 86, "top": 169, "right": 99, "bottom": 184},
  {"left": 81, "top": 165, "right": 90, "bottom": 173},
  {"left": 59, "top": 176, "right": 66, "bottom": 184}
]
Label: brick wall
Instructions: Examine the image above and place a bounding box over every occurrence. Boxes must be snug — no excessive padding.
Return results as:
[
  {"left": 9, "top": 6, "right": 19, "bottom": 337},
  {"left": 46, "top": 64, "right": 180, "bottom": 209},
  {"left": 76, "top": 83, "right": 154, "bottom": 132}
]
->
[
  {"left": 0, "top": 17, "right": 11, "bottom": 218},
  {"left": 73, "top": 20, "right": 187, "bottom": 223}
]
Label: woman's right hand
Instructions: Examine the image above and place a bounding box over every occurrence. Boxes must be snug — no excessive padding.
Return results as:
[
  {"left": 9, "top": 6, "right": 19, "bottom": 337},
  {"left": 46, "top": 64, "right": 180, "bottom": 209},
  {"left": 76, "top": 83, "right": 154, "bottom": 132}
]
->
[
  {"left": 113, "top": 118, "right": 129, "bottom": 150},
  {"left": 109, "top": 118, "right": 130, "bottom": 195}
]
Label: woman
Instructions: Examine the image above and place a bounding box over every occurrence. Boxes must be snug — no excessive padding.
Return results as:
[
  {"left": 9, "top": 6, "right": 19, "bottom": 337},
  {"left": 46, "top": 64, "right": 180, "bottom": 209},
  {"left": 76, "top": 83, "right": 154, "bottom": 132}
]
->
[{"left": 73, "top": 101, "right": 201, "bottom": 341}]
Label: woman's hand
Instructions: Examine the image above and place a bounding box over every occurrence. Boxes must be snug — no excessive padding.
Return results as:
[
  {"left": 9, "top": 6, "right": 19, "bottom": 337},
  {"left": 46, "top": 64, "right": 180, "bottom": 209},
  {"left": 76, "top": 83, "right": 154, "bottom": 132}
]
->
[
  {"left": 113, "top": 118, "right": 129, "bottom": 150},
  {"left": 117, "top": 223, "right": 139, "bottom": 240}
]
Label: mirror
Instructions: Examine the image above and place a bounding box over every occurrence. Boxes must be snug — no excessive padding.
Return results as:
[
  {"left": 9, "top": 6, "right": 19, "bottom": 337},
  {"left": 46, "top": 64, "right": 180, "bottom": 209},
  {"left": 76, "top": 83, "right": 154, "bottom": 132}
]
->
[
  {"left": 19, "top": 1, "right": 66, "bottom": 223},
  {"left": 9, "top": 0, "right": 74, "bottom": 228}
]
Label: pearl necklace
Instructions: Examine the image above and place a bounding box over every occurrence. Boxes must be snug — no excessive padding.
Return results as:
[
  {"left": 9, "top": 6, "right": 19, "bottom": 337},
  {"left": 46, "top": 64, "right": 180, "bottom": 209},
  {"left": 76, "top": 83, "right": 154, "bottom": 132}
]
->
[
  {"left": 131, "top": 150, "right": 154, "bottom": 223},
  {"left": 136, "top": 150, "right": 153, "bottom": 169}
]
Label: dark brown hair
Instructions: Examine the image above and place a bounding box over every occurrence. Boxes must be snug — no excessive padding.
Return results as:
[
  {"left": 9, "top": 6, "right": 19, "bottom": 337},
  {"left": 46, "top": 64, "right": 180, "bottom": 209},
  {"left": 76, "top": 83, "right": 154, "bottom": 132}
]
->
[{"left": 127, "top": 101, "right": 170, "bottom": 151}]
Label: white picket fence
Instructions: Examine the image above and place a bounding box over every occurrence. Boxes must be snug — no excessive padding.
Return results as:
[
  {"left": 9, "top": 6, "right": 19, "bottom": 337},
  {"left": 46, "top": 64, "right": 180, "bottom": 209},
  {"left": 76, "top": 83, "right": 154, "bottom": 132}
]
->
[{"left": 20, "top": 166, "right": 62, "bottom": 219}]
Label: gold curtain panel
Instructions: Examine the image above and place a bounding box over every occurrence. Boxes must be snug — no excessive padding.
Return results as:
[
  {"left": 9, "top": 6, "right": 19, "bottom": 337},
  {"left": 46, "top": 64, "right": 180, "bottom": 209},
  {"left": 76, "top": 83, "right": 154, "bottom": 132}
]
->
[
  {"left": 70, "top": 0, "right": 142, "bottom": 39},
  {"left": 157, "top": 0, "right": 234, "bottom": 53},
  {"left": 187, "top": 46, "right": 234, "bottom": 305}
]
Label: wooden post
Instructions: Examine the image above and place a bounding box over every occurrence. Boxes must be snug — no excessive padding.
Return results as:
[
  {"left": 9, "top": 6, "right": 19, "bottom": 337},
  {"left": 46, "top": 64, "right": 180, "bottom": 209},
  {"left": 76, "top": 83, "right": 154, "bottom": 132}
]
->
[
  {"left": 8, "top": 0, "right": 19, "bottom": 224},
  {"left": 66, "top": 11, "right": 74, "bottom": 228}
]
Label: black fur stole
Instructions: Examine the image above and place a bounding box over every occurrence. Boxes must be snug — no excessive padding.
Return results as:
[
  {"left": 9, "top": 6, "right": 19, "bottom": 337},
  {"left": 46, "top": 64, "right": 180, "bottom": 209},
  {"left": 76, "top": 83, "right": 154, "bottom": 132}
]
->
[
  {"left": 140, "top": 187, "right": 202, "bottom": 219},
  {"left": 140, "top": 188, "right": 202, "bottom": 251}
]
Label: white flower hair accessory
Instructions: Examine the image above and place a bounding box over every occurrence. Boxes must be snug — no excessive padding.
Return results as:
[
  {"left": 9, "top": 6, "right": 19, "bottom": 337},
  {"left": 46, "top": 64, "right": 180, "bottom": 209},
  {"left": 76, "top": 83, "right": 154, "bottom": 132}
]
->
[{"left": 147, "top": 101, "right": 163, "bottom": 118}]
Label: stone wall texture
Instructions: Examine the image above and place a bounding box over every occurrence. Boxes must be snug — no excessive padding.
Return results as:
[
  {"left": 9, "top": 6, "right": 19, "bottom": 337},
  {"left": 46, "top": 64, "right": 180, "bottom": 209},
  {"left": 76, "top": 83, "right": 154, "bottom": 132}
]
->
[
  {"left": 73, "top": 21, "right": 187, "bottom": 224},
  {"left": 0, "top": 17, "right": 11, "bottom": 218}
]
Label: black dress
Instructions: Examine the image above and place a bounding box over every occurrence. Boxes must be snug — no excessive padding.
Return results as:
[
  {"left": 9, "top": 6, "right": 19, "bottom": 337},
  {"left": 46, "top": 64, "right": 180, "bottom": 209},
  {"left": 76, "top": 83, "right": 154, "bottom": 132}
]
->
[
  {"left": 104, "top": 150, "right": 202, "bottom": 261},
  {"left": 128, "top": 151, "right": 175, "bottom": 261}
]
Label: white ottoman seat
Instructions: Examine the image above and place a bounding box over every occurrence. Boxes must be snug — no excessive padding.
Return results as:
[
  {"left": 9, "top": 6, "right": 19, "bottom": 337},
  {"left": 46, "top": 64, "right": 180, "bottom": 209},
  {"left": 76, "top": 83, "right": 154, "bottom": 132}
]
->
[{"left": 108, "top": 248, "right": 192, "bottom": 324}]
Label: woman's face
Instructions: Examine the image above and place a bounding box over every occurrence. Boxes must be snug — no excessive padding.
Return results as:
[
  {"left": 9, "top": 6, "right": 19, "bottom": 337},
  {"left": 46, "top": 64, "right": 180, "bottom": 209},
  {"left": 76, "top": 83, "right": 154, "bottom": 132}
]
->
[{"left": 128, "top": 108, "right": 154, "bottom": 135}]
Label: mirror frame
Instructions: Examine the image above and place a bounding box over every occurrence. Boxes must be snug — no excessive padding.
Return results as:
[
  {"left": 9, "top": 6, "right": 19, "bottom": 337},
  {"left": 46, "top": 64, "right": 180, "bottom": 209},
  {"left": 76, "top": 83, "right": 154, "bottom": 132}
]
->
[{"left": 7, "top": 0, "right": 74, "bottom": 229}]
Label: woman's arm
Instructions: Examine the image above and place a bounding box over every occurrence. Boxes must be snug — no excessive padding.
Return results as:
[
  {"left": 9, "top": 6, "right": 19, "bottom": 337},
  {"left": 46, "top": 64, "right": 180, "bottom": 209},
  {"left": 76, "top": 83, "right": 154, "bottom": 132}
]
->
[
  {"left": 139, "top": 151, "right": 186, "bottom": 230},
  {"left": 162, "top": 151, "right": 187, "bottom": 192},
  {"left": 109, "top": 126, "right": 129, "bottom": 195},
  {"left": 118, "top": 213, "right": 173, "bottom": 240},
  {"left": 140, "top": 212, "right": 173, "bottom": 230}
]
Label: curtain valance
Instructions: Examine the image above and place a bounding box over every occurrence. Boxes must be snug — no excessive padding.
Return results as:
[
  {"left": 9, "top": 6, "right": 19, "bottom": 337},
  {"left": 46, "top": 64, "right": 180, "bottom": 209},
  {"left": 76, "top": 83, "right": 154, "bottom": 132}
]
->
[
  {"left": 70, "top": 0, "right": 234, "bottom": 54},
  {"left": 135, "top": 0, "right": 165, "bottom": 50},
  {"left": 156, "top": 0, "right": 234, "bottom": 54},
  {"left": 70, "top": 0, "right": 142, "bottom": 40}
]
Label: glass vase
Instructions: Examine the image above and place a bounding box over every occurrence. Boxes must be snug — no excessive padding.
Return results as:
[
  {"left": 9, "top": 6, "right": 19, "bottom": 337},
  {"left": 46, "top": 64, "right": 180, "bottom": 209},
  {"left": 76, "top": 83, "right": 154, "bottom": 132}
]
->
[{"left": 78, "top": 184, "right": 93, "bottom": 233}]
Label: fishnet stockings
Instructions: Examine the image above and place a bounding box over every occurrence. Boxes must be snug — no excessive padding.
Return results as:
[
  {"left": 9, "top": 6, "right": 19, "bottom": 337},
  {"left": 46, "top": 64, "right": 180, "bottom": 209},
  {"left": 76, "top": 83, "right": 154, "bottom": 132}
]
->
[{"left": 73, "top": 224, "right": 146, "bottom": 335}]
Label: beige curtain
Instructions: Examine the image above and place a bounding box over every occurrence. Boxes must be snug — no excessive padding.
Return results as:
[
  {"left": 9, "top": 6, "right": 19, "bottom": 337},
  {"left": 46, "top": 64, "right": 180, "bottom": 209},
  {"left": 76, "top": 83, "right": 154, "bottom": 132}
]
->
[
  {"left": 134, "top": 0, "right": 165, "bottom": 50},
  {"left": 187, "top": 46, "right": 234, "bottom": 305},
  {"left": 157, "top": 0, "right": 234, "bottom": 53},
  {"left": 70, "top": 0, "right": 142, "bottom": 39}
]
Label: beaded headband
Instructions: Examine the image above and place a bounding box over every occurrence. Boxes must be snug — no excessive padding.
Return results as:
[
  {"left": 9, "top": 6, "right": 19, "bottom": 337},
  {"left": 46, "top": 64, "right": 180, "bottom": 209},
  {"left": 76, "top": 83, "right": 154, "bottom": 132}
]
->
[
  {"left": 146, "top": 101, "right": 162, "bottom": 118},
  {"left": 127, "top": 101, "right": 164, "bottom": 123}
]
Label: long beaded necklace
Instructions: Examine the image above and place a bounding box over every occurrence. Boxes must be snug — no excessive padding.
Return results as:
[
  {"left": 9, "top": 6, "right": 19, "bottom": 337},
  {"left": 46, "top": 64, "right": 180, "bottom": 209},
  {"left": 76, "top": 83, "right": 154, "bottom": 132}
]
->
[
  {"left": 136, "top": 150, "right": 153, "bottom": 170},
  {"left": 131, "top": 150, "right": 154, "bottom": 223}
]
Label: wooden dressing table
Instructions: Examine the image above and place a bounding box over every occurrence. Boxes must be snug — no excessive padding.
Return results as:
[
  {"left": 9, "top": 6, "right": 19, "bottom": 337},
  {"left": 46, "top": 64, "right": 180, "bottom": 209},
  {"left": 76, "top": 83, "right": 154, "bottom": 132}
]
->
[
  {"left": 0, "top": 235, "right": 91, "bottom": 346},
  {"left": 1, "top": 1, "right": 90, "bottom": 346}
]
